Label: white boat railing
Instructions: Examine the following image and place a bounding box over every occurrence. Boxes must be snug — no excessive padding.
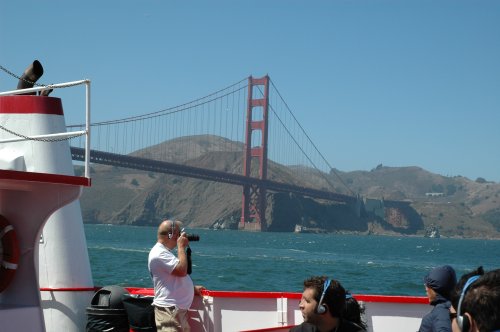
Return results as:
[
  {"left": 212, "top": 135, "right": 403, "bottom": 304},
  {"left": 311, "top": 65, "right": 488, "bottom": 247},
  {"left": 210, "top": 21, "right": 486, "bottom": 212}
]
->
[
  {"left": 0, "top": 79, "right": 91, "bottom": 179},
  {"left": 127, "top": 288, "right": 429, "bottom": 332}
]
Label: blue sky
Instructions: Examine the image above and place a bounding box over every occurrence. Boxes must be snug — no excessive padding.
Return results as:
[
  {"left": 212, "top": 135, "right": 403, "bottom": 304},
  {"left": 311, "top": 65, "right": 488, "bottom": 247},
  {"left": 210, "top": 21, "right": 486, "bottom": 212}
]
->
[{"left": 1, "top": 1, "right": 499, "bottom": 182}]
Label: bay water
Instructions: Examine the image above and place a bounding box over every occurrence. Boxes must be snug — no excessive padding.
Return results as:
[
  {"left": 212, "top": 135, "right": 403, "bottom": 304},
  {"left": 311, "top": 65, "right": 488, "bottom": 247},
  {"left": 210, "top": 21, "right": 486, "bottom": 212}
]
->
[{"left": 85, "top": 224, "right": 499, "bottom": 296}]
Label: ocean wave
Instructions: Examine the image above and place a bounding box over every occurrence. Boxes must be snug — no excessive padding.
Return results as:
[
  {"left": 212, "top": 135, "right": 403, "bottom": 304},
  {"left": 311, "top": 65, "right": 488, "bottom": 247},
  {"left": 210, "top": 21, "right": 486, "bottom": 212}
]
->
[{"left": 88, "top": 245, "right": 149, "bottom": 253}]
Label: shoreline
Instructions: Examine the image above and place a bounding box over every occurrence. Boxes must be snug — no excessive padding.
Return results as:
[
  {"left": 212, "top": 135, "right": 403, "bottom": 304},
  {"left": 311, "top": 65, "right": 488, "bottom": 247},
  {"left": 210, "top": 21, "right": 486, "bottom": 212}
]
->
[{"left": 84, "top": 222, "right": 500, "bottom": 240}]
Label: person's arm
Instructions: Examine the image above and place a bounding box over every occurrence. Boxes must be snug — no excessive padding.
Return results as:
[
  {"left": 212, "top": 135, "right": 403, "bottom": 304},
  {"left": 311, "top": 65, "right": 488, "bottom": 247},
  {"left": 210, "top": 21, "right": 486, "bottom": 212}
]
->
[
  {"left": 433, "top": 307, "right": 452, "bottom": 332},
  {"left": 171, "top": 233, "right": 189, "bottom": 276}
]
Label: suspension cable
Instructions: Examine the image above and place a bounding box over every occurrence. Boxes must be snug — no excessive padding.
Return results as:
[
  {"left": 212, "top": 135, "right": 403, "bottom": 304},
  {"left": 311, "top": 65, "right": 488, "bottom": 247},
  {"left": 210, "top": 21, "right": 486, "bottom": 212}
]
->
[
  {"left": 269, "top": 79, "right": 355, "bottom": 196},
  {"left": 69, "top": 78, "right": 249, "bottom": 127}
]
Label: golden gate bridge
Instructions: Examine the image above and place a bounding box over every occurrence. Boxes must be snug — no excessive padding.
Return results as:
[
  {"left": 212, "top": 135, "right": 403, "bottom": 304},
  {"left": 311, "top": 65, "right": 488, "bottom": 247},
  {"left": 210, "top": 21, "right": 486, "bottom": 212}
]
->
[
  {"left": 67, "top": 75, "right": 364, "bottom": 230},
  {"left": 0, "top": 61, "right": 413, "bottom": 232}
]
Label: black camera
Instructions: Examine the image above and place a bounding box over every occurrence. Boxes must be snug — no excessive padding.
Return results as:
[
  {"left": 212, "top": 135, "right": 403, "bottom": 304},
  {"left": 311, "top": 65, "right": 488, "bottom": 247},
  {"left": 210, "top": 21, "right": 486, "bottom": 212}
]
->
[{"left": 186, "top": 234, "right": 200, "bottom": 242}]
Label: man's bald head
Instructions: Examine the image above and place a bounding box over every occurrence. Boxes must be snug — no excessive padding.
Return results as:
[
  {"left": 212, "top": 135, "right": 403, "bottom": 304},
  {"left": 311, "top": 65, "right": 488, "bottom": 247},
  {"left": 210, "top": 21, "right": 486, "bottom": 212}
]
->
[
  {"left": 157, "top": 220, "right": 183, "bottom": 242},
  {"left": 158, "top": 219, "right": 174, "bottom": 237}
]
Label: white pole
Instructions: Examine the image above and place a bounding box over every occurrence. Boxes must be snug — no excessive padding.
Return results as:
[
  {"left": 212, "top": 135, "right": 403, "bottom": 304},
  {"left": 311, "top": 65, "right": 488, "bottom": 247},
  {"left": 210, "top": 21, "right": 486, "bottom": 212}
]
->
[{"left": 85, "top": 80, "right": 91, "bottom": 179}]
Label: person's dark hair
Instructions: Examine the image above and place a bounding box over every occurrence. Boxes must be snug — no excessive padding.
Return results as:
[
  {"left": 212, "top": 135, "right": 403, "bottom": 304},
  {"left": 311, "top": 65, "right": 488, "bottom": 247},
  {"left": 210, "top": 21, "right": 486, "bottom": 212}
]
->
[
  {"left": 461, "top": 269, "right": 500, "bottom": 332},
  {"left": 450, "top": 266, "right": 484, "bottom": 310},
  {"left": 303, "top": 276, "right": 345, "bottom": 318},
  {"left": 344, "top": 292, "right": 367, "bottom": 330}
]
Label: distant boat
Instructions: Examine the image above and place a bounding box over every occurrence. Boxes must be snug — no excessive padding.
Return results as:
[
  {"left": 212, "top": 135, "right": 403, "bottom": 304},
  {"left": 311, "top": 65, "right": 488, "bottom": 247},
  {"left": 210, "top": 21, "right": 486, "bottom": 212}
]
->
[
  {"left": 210, "top": 217, "right": 238, "bottom": 230},
  {"left": 424, "top": 225, "right": 441, "bottom": 238},
  {"left": 294, "top": 224, "right": 326, "bottom": 234}
]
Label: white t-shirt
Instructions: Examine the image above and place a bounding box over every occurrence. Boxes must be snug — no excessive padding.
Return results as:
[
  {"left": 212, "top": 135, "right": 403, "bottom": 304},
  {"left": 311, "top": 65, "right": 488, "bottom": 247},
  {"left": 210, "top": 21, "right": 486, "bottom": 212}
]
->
[{"left": 148, "top": 242, "right": 194, "bottom": 309}]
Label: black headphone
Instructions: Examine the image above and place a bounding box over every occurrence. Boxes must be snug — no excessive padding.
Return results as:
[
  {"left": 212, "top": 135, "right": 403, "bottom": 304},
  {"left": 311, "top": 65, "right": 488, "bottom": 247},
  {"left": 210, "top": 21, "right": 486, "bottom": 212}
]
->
[
  {"left": 168, "top": 221, "right": 175, "bottom": 239},
  {"left": 456, "top": 275, "right": 480, "bottom": 332},
  {"left": 316, "top": 278, "right": 331, "bottom": 314}
]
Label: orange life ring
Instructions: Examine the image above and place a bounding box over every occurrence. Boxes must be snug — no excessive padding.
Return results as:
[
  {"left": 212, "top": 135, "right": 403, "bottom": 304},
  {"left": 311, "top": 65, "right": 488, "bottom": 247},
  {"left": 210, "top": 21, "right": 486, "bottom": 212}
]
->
[{"left": 0, "top": 215, "right": 20, "bottom": 292}]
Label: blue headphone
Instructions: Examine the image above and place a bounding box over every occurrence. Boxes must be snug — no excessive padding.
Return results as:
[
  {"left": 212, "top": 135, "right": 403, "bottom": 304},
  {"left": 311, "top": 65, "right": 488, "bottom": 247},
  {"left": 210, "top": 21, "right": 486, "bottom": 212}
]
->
[
  {"left": 456, "top": 275, "right": 480, "bottom": 332},
  {"left": 316, "top": 279, "right": 331, "bottom": 314}
]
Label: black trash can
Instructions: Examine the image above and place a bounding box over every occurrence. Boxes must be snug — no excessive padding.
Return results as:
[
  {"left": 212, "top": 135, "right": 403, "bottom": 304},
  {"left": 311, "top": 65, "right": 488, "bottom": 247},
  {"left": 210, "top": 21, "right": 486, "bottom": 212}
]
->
[
  {"left": 86, "top": 285, "right": 130, "bottom": 332},
  {"left": 122, "top": 294, "right": 157, "bottom": 332}
]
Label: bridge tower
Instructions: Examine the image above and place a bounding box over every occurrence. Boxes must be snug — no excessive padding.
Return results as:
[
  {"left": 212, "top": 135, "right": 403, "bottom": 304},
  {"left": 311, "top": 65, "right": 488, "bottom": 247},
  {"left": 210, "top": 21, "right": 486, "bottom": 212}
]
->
[{"left": 240, "top": 75, "right": 270, "bottom": 231}]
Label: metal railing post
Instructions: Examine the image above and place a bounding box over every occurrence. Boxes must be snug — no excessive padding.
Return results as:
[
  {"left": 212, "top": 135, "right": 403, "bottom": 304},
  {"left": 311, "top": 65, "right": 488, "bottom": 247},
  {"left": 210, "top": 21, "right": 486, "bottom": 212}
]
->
[{"left": 85, "top": 80, "right": 91, "bottom": 179}]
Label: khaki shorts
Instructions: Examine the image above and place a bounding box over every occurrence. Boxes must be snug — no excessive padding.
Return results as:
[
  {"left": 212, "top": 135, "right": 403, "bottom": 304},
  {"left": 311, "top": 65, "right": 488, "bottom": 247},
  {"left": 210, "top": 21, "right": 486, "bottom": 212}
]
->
[{"left": 154, "top": 305, "right": 190, "bottom": 332}]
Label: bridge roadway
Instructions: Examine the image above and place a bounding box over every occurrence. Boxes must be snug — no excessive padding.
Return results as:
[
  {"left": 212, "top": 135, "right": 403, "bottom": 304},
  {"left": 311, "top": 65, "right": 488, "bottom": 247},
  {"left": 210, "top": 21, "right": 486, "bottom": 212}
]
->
[{"left": 71, "top": 147, "right": 357, "bottom": 204}]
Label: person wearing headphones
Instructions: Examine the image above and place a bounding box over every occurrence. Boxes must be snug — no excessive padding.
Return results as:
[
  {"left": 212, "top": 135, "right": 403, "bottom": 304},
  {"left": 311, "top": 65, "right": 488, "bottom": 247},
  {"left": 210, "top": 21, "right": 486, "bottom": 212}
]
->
[
  {"left": 148, "top": 219, "right": 205, "bottom": 332},
  {"left": 290, "top": 276, "right": 366, "bottom": 332},
  {"left": 449, "top": 268, "right": 500, "bottom": 332},
  {"left": 419, "top": 265, "right": 457, "bottom": 332},
  {"left": 449, "top": 266, "right": 484, "bottom": 332}
]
